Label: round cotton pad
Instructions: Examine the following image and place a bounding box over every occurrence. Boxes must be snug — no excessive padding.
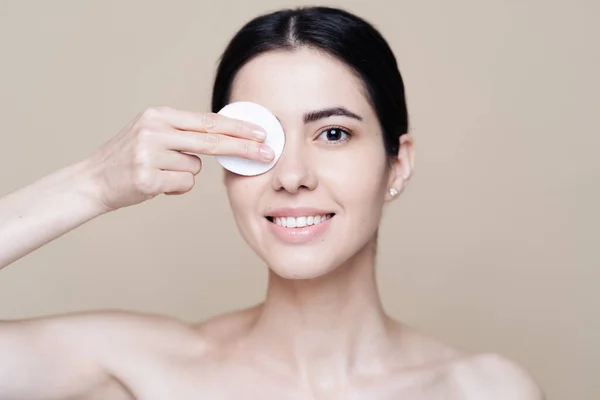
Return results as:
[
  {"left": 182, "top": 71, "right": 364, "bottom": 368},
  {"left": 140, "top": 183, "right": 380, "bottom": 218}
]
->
[{"left": 216, "top": 102, "right": 285, "bottom": 176}]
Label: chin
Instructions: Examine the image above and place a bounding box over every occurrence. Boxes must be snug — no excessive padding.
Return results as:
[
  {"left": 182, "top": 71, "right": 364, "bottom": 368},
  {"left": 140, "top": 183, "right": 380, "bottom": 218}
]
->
[{"left": 264, "top": 252, "right": 341, "bottom": 280}]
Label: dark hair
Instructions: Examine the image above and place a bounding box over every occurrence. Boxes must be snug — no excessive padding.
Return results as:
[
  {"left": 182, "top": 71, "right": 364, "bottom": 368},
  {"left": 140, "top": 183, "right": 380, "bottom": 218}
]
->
[{"left": 211, "top": 6, "right": 408, "bottom": 158}]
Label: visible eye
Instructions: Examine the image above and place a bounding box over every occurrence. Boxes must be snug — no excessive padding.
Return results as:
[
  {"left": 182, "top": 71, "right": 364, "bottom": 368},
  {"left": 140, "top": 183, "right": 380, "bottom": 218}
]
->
[{"left": 317, "top": 126, "right": 352, "bottom": 144}]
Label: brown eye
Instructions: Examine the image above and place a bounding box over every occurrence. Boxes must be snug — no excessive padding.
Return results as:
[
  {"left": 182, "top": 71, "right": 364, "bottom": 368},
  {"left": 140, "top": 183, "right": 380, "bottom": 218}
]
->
[
  {"left": 317, "top": 127, "right": 351, "bottom": 144},
  {"left": 326, "top": 128, "right": 342, "bottom": 141}
]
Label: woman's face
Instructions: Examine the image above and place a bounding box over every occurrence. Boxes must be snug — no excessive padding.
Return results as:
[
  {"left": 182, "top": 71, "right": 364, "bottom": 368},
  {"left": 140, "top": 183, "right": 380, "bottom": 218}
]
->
[{"left": 224, "top": 48, "right": 408, "bottom": 279}]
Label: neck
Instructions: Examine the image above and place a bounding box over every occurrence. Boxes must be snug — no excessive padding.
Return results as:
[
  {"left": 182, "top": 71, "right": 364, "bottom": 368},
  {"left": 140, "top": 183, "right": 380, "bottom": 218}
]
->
[{"left": 247, "top": 239, "right": 395, "bottom": 390}]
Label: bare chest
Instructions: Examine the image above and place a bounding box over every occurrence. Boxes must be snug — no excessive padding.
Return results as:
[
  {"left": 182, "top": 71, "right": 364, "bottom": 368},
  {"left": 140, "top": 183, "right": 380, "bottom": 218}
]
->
[{"left": 98, "top": 366, "right": 464, "bottom": 400}]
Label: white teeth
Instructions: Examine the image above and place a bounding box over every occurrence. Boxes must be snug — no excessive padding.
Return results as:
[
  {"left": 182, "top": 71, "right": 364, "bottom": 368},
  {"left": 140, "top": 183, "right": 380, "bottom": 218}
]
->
[
  {"left": 286, "top": 217, "right": 296, "bottom": 228},
  {"left": 296, "top": 216, "right": 307, "bottom": 227},
  {"left": 272, "top": 214, "right": 332, "bottom": 228}
]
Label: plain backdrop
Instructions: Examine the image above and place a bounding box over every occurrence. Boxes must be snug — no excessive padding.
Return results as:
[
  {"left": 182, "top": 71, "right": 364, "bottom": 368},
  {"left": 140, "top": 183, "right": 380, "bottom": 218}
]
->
[{"left": 0, "top": 0, "right": 598, "bottom": 398}]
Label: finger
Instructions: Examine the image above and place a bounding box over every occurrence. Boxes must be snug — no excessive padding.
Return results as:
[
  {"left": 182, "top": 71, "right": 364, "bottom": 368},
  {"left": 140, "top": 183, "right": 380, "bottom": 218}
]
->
[
  {"left": 161, "top": 129, "right": 275, "bottom": 162},
  {"left": 157, "top": 171, "right": 195, "bottom": 194},
  {"left": 160, "top": 108, "right": 267, "bottom": 142},
  {"left": 153, "top": 150, "right": 202, "bottom": 175}
]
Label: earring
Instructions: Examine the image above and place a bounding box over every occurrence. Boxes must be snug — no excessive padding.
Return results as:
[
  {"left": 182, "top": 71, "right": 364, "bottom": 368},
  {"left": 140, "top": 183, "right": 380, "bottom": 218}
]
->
[{"left": 389, "top": 188, "right": 399, "bottom": 197}]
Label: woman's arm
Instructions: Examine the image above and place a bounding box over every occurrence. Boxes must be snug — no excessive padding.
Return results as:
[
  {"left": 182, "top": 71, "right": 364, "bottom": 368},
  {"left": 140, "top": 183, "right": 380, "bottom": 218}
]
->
[
  {"left": 0, "top": 310, "right": 208, "bottom": 399},
  {"left": 0, "top": 106, "right": 268, "bottom": 398},
  {"left": 0, "top": 159, "right": 106, "bottom": 269},
  {"left": 0, "top": 106, "right": 270, "bottom": 271}
]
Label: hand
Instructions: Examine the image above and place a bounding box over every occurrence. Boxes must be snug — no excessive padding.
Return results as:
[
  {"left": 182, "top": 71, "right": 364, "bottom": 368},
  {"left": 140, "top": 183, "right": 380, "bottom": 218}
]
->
[{"left": 86, "top": 106, "right": 272, "bottom": 212}]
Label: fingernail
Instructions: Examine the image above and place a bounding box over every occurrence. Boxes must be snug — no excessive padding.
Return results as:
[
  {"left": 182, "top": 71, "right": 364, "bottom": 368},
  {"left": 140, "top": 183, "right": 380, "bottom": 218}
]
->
[{"left": 260, "top": 146, "right": 275, "bottom": 160}]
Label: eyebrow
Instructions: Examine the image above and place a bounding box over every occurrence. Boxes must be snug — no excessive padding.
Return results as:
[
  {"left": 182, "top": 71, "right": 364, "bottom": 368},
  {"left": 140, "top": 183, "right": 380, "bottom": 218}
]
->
[{"left": 303, "top": 107, "right": 363, "bottom": 124}]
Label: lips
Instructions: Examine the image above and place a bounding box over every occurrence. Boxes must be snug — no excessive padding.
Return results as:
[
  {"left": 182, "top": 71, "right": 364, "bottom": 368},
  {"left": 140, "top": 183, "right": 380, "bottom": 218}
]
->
[{"left": 264, "top": 208, "right": 336, "bottom": 243}]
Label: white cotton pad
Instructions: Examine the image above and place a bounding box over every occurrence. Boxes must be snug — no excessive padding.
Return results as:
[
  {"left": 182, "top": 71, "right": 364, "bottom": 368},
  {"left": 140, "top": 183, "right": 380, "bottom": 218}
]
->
[{"left": 216, "top": 101, "right": 285, "bottom": 176}]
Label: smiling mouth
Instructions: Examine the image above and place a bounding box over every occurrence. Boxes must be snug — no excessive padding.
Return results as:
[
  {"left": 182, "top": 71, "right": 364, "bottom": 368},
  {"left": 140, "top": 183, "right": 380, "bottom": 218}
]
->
[{"left": 266, "top": 213, "right": 335, "bottom": 228}]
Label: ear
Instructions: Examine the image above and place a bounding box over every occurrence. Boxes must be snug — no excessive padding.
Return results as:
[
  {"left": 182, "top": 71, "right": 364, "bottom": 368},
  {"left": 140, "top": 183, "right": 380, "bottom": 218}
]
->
[{"left": 386, "top": 134, "right": 415, "bottom": 201}]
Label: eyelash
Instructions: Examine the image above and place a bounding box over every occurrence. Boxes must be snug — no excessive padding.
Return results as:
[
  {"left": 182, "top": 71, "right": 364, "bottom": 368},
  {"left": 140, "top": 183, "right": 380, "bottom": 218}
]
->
[{"left": 316, "top": 126, "right": 353, "bottom": 145}]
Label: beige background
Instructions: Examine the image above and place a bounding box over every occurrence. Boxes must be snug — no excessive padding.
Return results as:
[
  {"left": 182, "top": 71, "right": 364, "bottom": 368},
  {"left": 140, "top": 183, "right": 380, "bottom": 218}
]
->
[{"left": 0, "top": 0, "right": 598, "bottom": 398}]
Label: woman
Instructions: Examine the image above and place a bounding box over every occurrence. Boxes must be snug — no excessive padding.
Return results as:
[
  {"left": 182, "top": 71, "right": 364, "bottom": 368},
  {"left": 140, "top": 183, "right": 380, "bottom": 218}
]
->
[{"left": 0, "top": 6, "right": 542, "bottom": 399}]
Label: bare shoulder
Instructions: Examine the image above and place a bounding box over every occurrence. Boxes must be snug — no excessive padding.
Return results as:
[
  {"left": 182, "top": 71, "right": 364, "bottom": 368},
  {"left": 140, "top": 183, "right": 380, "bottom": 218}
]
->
[
  {"left": 386, "top": 322, "right": 464, "bottom": 368},
  {"left": 452, "top": 353, "right": 544, "bottom": 400},
  {"left": 385, "top": 325, "right": 543, "bottom": 399},
  {"left": 192, "top": 305, "right": 261, "bottom": 345}
]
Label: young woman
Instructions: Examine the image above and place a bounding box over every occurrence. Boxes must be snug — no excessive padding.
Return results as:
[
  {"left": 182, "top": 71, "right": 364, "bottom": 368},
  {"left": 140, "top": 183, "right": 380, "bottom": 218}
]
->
[{"left": 0, "top": 7, "right": 543, "bottom": 399}]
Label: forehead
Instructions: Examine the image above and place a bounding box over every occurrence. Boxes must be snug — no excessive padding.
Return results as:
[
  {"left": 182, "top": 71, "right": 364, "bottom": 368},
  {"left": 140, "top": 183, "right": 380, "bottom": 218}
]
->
[{"left": 229, "top": 48, "right": 375, "bottom": 123}]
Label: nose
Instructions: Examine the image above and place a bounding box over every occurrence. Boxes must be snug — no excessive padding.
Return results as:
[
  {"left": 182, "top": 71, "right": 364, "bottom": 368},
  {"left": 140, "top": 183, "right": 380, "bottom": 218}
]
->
[{"left": 270, "top": 139, "right": 317, "bottom": 193}]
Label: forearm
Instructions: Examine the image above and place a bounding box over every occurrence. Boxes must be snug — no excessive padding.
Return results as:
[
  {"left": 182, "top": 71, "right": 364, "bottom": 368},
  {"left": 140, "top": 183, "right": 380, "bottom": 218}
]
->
[{"left": 0, "top": 160, "right": 107, "bottom": 269}]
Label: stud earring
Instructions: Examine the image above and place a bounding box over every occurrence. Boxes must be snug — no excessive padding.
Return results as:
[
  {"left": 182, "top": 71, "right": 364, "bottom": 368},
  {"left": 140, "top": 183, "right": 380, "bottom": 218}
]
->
[{"left": 389, "top": 188, "right": 399, "bottom": 197}]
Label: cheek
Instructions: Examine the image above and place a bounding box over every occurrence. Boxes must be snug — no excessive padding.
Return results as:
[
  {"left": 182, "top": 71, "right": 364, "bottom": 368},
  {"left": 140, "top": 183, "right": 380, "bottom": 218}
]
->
[
  {"left": 224, "top": 173, "right": 275, "bottom": 245},
  {"left": 319, "top": 145, "right": 389, "bottom": 211},
  {"left": 224, "top": 174, "right": 257, "bottom": 222}
]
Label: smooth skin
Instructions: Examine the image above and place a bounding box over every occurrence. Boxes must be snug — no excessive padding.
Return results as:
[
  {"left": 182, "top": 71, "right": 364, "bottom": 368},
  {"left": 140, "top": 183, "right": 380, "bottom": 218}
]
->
[{"left": 0, "top": 48, "right": 543, "bottom": 399}]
